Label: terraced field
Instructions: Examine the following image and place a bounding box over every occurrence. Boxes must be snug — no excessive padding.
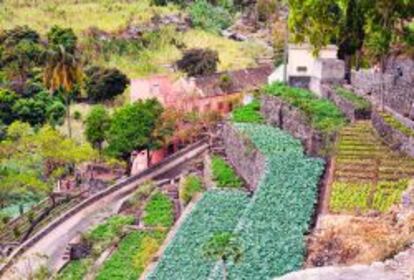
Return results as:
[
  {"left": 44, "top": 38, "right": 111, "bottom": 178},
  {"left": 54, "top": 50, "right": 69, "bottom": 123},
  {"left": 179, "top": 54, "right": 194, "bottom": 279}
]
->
[{"left": 330, "top": 121, "right": 414, "bottom": 213}]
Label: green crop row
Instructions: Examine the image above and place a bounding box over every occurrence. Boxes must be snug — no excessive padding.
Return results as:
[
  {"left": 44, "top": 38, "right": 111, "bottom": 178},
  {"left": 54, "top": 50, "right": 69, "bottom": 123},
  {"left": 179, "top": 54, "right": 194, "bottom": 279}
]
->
[
  {"left": 148, "top": 190, "right": 249, "bottom": 280},
  {"left": 380, "top": 112, "right": 414, "bottom": 138},
  {"left": 96, "top": 231, "right": 165, "bottom": 280},
  {"left": 264, "top": 83, "right": 346, "bottom": 133},
  {"left": 211, "top": 155, "right": 243, "bottom": 189},
  {"left": 231, "top": 100, "right": 264, "bottom": 124},
  {"left": 335, "top": 87, "right": 372, "bottom": 111},
  {"left": 372, "top": 180, "right": 408, "bottom": 212},
  {"left": 330, "top": 182, "right": 371, "bottom": 213},
  {"left": 143, "top": 192, "right": 174, "bottom": 228}
]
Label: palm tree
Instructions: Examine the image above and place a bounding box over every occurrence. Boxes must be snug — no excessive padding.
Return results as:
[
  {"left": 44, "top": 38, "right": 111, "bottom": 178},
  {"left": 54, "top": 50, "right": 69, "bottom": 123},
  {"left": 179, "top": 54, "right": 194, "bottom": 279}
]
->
[
  {"left": 43, "top": 45, "right": 82, "bottom": 138},
  {"left": 202, "top": 232, "right": 243, "bottom": 280}
]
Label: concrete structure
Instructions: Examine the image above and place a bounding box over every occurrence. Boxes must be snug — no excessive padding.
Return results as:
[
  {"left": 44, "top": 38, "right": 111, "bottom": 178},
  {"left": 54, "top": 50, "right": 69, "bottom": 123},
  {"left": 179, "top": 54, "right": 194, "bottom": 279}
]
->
[{"left": 268, "top": 44, "right": 345, "bottom": 95}]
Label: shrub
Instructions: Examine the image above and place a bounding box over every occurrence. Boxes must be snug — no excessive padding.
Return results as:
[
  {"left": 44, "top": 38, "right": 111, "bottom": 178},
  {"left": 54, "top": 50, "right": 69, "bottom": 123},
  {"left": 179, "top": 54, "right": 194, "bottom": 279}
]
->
[
  {"left": 188, "top": 0, "right": 233, "bottom": 33},
  {"left": 231, "top": 100, "right": 264, "bottom": 124},
  {"left": 180, "top": 174, "right": 204, "bottom": 204},
  {"left": 211, "top": 155, "right": 243, "bottom": 188},
  {"left": 176, "top": 48, "right": 219, "bottom": 76},
  {"left": 84, "top": 66, "right": 129, "bottom": 103},
  {"left": 73, "top": 110, "right": 82, "bottom": 121},
  {"left": 143, "top": 192, "right": 174, "bottom": 228},
  {"left": 265, "top": 83, "right": 346, "bottom": 133}
]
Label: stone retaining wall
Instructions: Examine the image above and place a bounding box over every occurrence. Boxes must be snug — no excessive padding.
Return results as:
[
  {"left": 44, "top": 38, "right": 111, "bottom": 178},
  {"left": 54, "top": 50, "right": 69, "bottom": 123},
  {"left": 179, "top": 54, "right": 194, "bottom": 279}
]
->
[
  {"left": 221, "top": 123, "right": 266, "bottom": 191},
  {"left": 260, "top": 95, "right": 330, "bottom": 156},
  {"left": 372, "top": 111, "right": 414, "bottom": 157},
  {"left": 322, "top": 85, "right": 371, "bottom": 122}
]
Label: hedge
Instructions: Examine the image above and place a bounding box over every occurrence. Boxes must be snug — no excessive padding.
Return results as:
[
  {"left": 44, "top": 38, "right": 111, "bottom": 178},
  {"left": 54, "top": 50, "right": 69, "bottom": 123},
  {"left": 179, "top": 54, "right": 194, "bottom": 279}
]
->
[
  {"left": 265, "top": 83, "right": 345, "bottom": 133},
  {"left": 147, "top": 190, "right": 249, "bottom": 280}
]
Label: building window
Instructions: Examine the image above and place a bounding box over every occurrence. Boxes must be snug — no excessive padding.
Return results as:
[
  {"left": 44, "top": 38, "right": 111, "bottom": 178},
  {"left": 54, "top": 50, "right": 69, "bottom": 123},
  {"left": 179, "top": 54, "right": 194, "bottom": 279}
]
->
[{"left": 297, "top": 66, "right": 307, "bottom": 73}]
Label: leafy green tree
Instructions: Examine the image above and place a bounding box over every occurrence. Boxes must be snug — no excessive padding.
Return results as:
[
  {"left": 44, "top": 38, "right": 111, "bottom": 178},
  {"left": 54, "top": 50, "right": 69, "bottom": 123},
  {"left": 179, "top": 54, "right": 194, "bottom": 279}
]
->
[
  {"left": 202, "top": 232, "right": 243, "bottom": 280},
  {"left": 177, "top": 48, "right": 219, "bottom": 76},
  {"left": 47, "top": 25, "right": 77, "bottom": 54},
  {"left": 106, "top": 99, "right": 163, "bottom": 162},
  {"left": 44, "top": 26, "right": 82, "bottom": 138},
  {"left": 0, "top": 88, "right": 18, "bottom": 125},
  {"left": 85, "top": 105, "right": 111, "bottom": 152},
  {"left": 0, "top": 26, "right": 44, "bottom": 87},
  {"left": 84, "top": 66, "right": 129, "bottom": 103},
  {"left": 364, "top": 0, "right": 413, "bottom": 72}
]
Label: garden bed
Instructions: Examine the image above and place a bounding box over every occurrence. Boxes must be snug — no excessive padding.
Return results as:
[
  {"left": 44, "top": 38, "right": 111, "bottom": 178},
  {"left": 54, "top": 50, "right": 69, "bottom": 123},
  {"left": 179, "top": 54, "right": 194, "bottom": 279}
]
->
[
  {"left": 372, "top": 110, "right": 414, "bottom": 157},
  {"left": 261, "top": 83, "right": 346, "bottom": 155},
  {"left": 149, "top": 123, "right": 325, "bottom": 280},
  {"left": 329, "top": 121, "right": 414, "bottom": 214},
  {"left": 323, "top": 86, "right": 372, "bottom": 121}
]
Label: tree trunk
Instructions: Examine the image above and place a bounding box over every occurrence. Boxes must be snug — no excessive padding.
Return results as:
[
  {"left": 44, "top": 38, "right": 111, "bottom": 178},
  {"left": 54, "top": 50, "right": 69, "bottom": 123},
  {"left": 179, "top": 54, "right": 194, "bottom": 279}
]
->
[
  {"left": 344, "top": 54, "right": 352, "bottom": 84},
  {"left": 66, "top": 95, "right": 72, "bottom": 138}
]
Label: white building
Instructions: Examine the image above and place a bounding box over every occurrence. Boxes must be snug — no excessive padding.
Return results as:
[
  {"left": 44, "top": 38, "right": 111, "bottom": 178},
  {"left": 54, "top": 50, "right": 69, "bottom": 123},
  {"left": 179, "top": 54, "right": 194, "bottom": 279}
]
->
[{"left": 268, "top": 44, "right": 345, "bottom": 96}]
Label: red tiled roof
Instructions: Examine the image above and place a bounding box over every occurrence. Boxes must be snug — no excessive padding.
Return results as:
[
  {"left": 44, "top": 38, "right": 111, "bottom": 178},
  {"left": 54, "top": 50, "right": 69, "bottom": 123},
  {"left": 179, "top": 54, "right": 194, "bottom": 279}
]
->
[{"left": 194, "top": 64, "right": 273, "bottom": 97}]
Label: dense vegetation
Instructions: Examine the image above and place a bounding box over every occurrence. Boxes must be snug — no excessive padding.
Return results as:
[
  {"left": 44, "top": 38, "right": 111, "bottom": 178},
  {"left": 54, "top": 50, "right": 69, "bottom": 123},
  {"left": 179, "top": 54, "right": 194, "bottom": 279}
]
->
[
  {"left": 330, "top": 121, "right": 414, "bottom": 214},
  {"left": 265, "top": 83, "right": 346, "bottom": 133},
  {"left": 211, "top": 155, "right": 243, "bottom": 189}
]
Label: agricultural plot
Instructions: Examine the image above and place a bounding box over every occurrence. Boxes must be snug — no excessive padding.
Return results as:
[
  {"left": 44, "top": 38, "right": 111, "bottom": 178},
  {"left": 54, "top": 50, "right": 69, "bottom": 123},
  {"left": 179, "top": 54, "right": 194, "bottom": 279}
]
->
[
  {"left": 330, "top": 121, "right": 414, "bottom": 213},
  {"left": 149, "top": 123, "right": 324, "bottom": 280},
  {"left": 147, "top": 191, "right": 249, "bottom": 280}
]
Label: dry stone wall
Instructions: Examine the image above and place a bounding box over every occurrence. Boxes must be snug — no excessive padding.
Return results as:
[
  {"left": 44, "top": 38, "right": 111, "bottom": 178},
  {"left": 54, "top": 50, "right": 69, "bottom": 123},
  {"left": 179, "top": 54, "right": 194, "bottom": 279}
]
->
[
  {"left": 260, "top": 95, "right": 328, "bottom": 156},
  {"left": 221, "top": 123, "right": 266, "bottom": 191},
  {"left": 351, "top": 57, "right": 414, "bottom": 118}
]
